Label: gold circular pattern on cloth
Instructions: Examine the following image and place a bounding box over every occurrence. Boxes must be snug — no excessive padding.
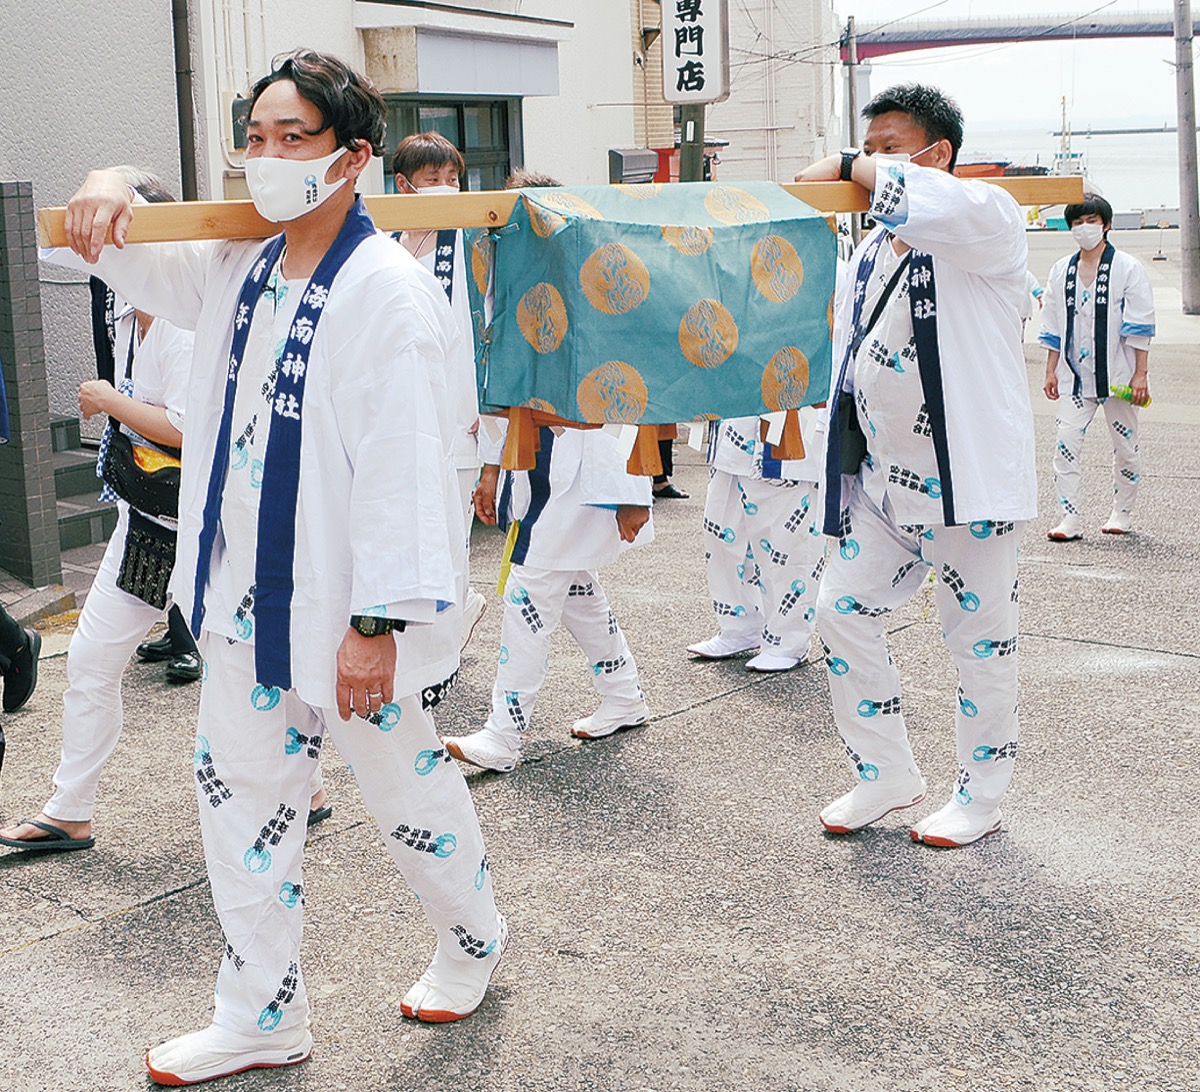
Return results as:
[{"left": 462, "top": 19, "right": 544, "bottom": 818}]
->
[
  {"left": 661, "top": 225, "right": 714, "bottom": 255},
  {"left": 522, "top": 397, "right": 558, "bottom": 415},
  {"left": 579, "top": 243, "right": 651, "bottom": 315},
  {"left": 524, "top": 198, "right": 567, "bottom": 239},
  {"left": 679, "top": 299, "right": 739, "bottom": 368},
  {"left": 576, "top": 361, "right": 649, "bottom": 424},
  {"left": 704, "top": 186, "right": 771, "bottom": 225},
  {"left": 470, "top": 234, "right": 491, "bottom": 295},
  {"left": 761, "top": 346, "right": 811, "bottom": 411},
  {"left": 615, "top": 183, "right": 662, "bottom": 199},
  {"left": 515, "top": 282, "right": 569, "bottom": 354},
  {"left": 751, "top": 235, "right": 804, "bottom": 303}
]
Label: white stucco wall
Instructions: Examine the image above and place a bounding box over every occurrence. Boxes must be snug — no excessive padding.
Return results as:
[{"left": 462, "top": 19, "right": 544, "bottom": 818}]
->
[
  {"left": 1, "top": 3, "right": 182, "bottom": 428},
  {"left": 521, "top": 3, "right": 636, "bottom": 185}
]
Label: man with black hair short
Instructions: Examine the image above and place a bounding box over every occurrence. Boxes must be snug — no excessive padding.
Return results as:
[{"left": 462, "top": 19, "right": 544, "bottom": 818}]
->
[
  {"left": 797, "top": 83, "right": 1035, "bottom": 848},
  {"left": 1040, "top": 193, "right": 1155, "bottom": 539},
  {"left": 48, "top": 48, "right": 505, "bottom": 1084}
]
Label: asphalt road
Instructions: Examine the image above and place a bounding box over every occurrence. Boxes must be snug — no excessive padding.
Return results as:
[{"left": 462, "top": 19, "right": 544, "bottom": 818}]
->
[{"left": 0, "top": 229, "right": 1196, "bottom": 1092}]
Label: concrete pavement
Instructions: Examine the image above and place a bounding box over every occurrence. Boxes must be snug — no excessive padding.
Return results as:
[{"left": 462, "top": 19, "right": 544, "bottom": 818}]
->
[{"left": 0, "top": 230, "right": 1196, "bottom": 1091}]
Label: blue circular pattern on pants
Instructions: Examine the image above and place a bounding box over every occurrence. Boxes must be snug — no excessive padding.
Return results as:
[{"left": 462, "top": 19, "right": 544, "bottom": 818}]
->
[
  {"left": 257, "top": 1006, "right": 282, "bottom": 1032},
  {"left": 279, "top": 881, "right": 301, "bottom": 908},
  {"left": 244, "top": 846, "right": 272, "bottom": 873},
  {"left": 251, "top": 684, "right": 281, "bottom": 711},
  {"left": 375, "top": 703, "right": 402, "bottom": 731},
  {"left": 414, "top": 749, "right": 442, "bottom": 776},
  {"left": 284, "top": 726, "right": 303, "bottom": 755},
  {"left": 433, "top": 832, "right": 458, "bottom": 859}
]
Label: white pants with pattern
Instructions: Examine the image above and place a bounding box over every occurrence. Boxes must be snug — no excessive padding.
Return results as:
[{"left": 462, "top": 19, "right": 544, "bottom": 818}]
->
[
  {"left": 1052, "top": 394, "right": 1141, "bottom": 518},
  {"left": 47, "top": 507, "right": 168, "bottom": 821},
  {"left": 483, "top": 564, "right": 644, "bottom": 748},
  {"left": 194, "top": 637, "right": 501, "bottom": 1038},
  {"left": 816, "top": 481, "right": 1024, "bottom": 814},
  {"left": 702, "top": 469, "right": 825, "bottom": 656}
]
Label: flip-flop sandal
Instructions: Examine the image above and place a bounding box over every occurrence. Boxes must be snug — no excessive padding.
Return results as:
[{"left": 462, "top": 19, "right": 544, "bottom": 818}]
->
[
  {"left": 306, "top": 805, "right": 333, "bottom": 828},
  {"left": 0, "top": 818, "right": 95, "bottom": 852}
]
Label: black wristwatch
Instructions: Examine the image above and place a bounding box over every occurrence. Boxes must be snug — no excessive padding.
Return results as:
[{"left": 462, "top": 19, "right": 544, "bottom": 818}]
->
[
  {"left": 349, "top": 615, "right": 403, "bottom": 637},
  {"left": 840, "top": 148, "right": 861, "bottom": 181}
]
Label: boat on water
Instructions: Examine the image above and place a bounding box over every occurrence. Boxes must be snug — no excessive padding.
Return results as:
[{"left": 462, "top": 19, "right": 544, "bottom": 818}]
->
[{"left": 953, "top": 159, "right": 1050, "bottom": 179}]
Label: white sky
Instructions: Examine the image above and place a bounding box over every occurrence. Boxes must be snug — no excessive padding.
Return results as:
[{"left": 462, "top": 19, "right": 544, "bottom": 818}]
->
[{"left": 830, "top": 1, "right": 1189, "bottom": 130}]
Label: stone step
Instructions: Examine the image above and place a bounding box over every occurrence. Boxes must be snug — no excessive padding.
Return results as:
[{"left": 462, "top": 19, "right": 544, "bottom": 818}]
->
[
  {"left": 53, "top": 447, "right": 102, "bottom": 500},
  {"left": 57, "top": 495, "right": 118, "bottom": 551},
  {"left": 50, "top": 415, "right": 82, "bottom": 453}
]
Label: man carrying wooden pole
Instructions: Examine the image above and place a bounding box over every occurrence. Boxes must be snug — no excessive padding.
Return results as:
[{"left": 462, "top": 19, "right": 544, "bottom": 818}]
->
[
  {"left": 797, "top": 84, "right": 1037, "bottom": 850},
  {"left": 46, "top": 49, "right": 506, "bottom": 1085}
]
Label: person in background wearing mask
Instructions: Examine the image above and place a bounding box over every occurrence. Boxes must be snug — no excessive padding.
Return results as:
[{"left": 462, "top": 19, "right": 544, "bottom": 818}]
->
[
  {"left": 1039, "top": 194, "right": 1155, "bottom": 539},
  {"left": 44, "top": 49, "right": 505, "bottom": 1085},
  {"left": 392, "top": 132, "right": 487, "bottom": 650},
  {"left": 796, "top": 83, "right": 1035, "bottom": 848}
]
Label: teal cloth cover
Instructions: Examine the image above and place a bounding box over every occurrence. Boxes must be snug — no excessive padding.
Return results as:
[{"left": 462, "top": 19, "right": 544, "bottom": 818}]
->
[{"left": 465, "top": 181, "right": 837, "bottom": 425}]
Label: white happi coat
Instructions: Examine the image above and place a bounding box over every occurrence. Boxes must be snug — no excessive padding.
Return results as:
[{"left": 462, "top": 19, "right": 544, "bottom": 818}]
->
[
  {"left": 480, "top": 422, "right": 654, "bottom": 571},
  {"left": 412, "top": 230, "right": 480, "bottom": 471},
  {"left": 1038, "top": 247, "right": 1155, "bottom": 399},
  {"left": 46, "top": 226, "right": 465, "bottom": 709},
  {"left": 829, "top": 163, "right": 1037, "bottom": 526}
]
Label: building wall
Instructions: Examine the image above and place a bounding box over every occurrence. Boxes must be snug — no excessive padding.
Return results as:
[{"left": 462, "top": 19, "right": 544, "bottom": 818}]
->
[
  {"left": 522, "top": 4, "right": 636, "bottom": 184},
  {"left": 0, "top": 2, "right": 182, "bottom": 428},
  {"left": 630, "top": 0, "right": 675, "bottom": 153},
  {"left": 705, "top": 0, "right": 841, "bottom": 183}
]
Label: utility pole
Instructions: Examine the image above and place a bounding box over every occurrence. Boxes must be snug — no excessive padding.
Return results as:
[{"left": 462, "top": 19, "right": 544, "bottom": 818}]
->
[
  {"left": 1175, "top": 0, "right": 1200, "bottom": 312},
  {"left": 845, "top": 17, "right": 859, "bottom": 147},
  {"left": 678, "top": 104, "right": 706, "bottom": 183},
  {"left": 845, "top": 17, "right": 862, "bottom": 244}
]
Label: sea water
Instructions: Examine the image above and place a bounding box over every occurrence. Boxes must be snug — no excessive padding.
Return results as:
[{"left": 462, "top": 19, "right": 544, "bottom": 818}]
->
[{"left": 964, "top": 123, "right": 1185, "bottom": 215}]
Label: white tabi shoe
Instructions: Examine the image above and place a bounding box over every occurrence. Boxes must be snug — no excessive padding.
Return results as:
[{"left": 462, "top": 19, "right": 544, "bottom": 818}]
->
[
  {"left": 1047, "top": 515, "right": 1082, "bottom": 541},
  {"left": 146, "top": 1024, "right": 312, "bottom": 1086},
  {"left": 745, "top": 650, "right": 805, "bottom": 673},
  {"left": 818, "top": 767, "right": 927, "bottom": 834},
  {"left": 910, "top": 800, "right": 1002, "bottom": 848},
  {"left": 1100, "top": 510, "right": 1133, "bottom": 535},
  {"left": 570, "top": 699, "right": 651, "bottom": 740},
  {"left": 443, "top": 729, "right": 521, "bottom": 773},
  {"left": 686, "top": 632, "right": 760, "bottom": 659},
  {"left": 460, "top": 587, "right": 487, "bottom": 650},
  {"left": 402, "top": 914, "right": 509, "bottom": 1023}
]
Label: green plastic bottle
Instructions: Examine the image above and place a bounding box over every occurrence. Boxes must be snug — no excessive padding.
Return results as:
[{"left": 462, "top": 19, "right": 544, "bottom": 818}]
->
[{"left": 1109, "top": 385, "right": 1151, "bottom": 407}]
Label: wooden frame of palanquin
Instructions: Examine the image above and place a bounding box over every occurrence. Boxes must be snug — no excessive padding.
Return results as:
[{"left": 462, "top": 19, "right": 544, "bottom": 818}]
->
[{"left": 39, "top": 176, "right": 1084, "bottom": 473}]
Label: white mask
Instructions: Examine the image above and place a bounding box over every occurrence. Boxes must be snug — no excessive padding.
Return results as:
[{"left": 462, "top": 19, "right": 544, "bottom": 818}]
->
[
  {"left": 870, "top": 140, "right": 938, "bottom": 166},
  {"left": 244, "top": 147, "right": 349, "bottom": 223},
  {"left": 415, "top": 184, "right": 460, "bottom": 196},
  {"left": 1070, "top": 223, "right": 1106, "bottom": 251}
]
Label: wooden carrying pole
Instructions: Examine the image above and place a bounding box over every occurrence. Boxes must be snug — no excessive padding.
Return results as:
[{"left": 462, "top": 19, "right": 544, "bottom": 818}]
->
[
  {"left": 38, "top": 176, "right": 1084, "bottom": 474},
  {"left": 36, "top": 176, "right": 1085, "bottom": 248}
]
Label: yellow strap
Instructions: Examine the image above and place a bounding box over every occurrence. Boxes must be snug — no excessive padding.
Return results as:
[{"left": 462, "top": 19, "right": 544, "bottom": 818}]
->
[{"left": 496, "top": 520, "right": 520, "bottom": 596}]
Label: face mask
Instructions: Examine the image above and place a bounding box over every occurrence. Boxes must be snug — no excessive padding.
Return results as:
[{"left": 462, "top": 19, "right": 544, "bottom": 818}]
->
[
  {"left": 415, "top": 184, "right": 460, "bottom": 196},
  {"left": 1071, "top": 223, "right": 1106, "bottom": 251},
  {"left": 870, "top": 140, "right": 938, "bottom": 165},
  {"left": 244, "top": 147, "right": 349, "bottom": 223}
]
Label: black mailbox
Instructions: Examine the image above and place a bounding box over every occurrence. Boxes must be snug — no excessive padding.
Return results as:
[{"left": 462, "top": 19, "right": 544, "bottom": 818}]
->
[{"left": 608, "top": 148, "right": 659, "bottom": 185}]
